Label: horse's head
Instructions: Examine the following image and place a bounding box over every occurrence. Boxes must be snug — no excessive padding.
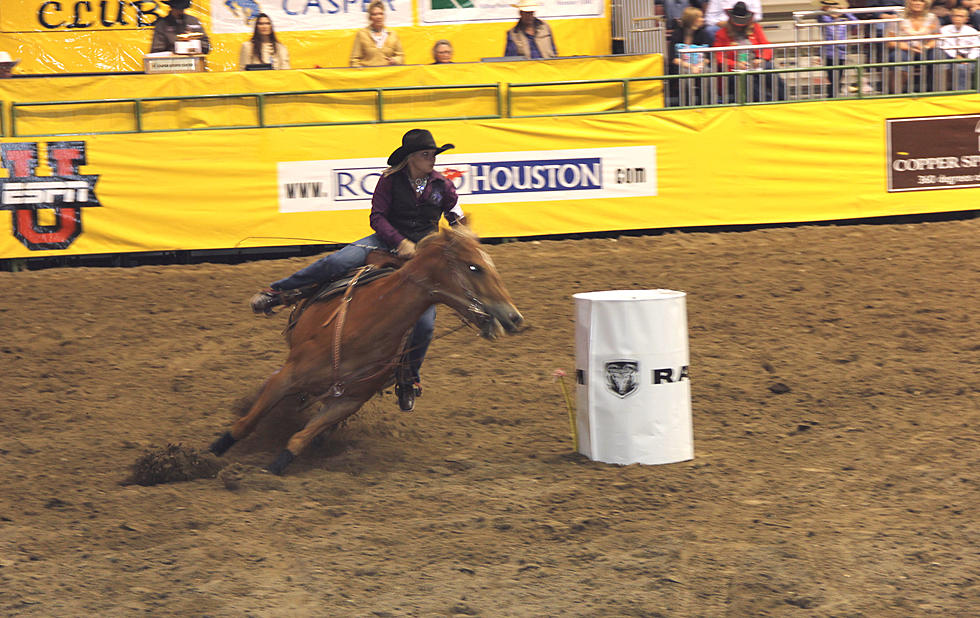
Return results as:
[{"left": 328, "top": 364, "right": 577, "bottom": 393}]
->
[{"left": 414, "top": 227, "right": 524, "bottom": 339}]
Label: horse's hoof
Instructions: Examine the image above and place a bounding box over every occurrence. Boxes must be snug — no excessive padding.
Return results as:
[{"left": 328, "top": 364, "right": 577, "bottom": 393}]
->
[
  {"left": 265, "top": 450, "right": 295, "bottom": 476},
  {"left": 209, "top": 431, "right": 237, "bottom": 456}
]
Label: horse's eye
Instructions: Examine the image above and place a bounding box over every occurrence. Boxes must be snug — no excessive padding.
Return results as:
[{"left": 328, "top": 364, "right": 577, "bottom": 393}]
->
[{"left": 468, "top": 264, "right": 483, "bottom": 274}]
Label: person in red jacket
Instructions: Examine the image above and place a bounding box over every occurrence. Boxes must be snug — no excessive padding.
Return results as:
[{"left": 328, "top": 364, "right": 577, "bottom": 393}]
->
[{"left": 712, "top": 1, "right": 787, "bottom": 101}]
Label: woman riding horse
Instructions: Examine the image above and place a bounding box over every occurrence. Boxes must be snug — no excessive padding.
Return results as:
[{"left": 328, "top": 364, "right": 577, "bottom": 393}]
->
[{"left": 250, "top": 128, "right": 465, "bottom": 412}]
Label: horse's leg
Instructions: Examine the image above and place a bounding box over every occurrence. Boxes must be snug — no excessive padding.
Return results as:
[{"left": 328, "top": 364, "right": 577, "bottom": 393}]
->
[
  {"left": 209, "top": 364, "right": 298, "bottom": 455},
  {"left": 266, "top": 398, "right": 364, "bottom": 475}
]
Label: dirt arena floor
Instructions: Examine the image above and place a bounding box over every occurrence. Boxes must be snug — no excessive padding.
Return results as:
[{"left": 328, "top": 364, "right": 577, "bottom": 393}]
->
[{"left": 1, "top": 216, "right": 978, "bottom": 616}]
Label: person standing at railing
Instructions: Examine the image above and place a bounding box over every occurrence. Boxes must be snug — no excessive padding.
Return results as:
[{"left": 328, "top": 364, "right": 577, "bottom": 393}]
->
[
  {"left": 712, "top": 2, "right": 787, "bottom": 101},
  {"left": 239, "top": 13, "right": 290, "bottom": 70},
  {"left": 942, "top": 0, "right": 980, "bottom": 27},
  {"left": 350, "top": 0, "right": 405, "bottom": 67},
  {"left": 150, "top": 0, "right": 211, "bottom": 55},
  {"left": 504, "top": 0, "right": 558, "bottom": 59},
  {"left": 889, "top": 0, "right": 941, "bottom": 91},
  {"left": 816, "top": 0, "right": 859, "bottom": 97},
  {"left": 939, "top": 5, "right": 980, "bottom": 87},
  {"left": 667, "top": 6, "right": 713, "bottom": 104}
]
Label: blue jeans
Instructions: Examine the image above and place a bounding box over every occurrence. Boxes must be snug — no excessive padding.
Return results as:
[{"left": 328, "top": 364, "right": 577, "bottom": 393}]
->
[
  {"left": 272, "top": 233, "right": 435, "bottom": 384},
  {"left": 271, "top": 233, "right": 386, "bottom": 290}
]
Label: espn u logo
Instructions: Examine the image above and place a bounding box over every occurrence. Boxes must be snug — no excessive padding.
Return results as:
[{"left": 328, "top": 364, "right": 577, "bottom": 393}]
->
[{"left": 0, "top": 141, "right": 102, "bottom": 250}]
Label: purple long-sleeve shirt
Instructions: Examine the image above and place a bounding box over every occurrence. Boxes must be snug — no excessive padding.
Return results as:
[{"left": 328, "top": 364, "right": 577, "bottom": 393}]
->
[{"left": 370, "top": 169, "right": 463, "bottom": 247}]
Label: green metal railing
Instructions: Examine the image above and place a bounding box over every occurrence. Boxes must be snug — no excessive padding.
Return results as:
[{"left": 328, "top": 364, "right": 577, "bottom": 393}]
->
[
  {"left": 7, "top": 83, "right": 502, "bottom": 138},
  {"left": 3, "top": 57, "right": 978, "bottom": 138}
]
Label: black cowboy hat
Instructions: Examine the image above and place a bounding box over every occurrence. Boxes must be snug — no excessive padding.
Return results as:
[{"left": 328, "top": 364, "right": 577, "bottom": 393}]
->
[
  {"left": 725, "top": 1, "right": 754, "bottom": 25},
  {"left": 387, "top": 129, "right": 454, "bottom": 166},
  {"left": 164, "top": 0, "right": 192, "bottom": 8}
]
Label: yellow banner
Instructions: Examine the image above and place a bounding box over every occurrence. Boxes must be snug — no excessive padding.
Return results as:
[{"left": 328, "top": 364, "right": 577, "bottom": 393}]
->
[
  {"left": 0, "top": 2, "right": 609, "bottom": 74},
  {"left": 1, "top": 95, "right": 977, "bottom": 259}
]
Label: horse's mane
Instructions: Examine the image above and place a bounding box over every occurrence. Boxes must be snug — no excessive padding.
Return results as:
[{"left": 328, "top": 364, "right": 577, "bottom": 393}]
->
[{"left": 416, "top": 225, "right": 478, "bottom": 251}]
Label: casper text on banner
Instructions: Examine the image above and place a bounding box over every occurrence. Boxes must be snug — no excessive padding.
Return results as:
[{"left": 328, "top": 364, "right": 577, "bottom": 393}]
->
[{"left": 277, "top": 146, "right": 657, "bottom": 213}]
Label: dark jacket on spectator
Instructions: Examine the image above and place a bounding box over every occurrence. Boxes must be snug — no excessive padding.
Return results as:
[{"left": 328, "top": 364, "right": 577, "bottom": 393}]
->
[{"left": 150, "top": 13, "right": 211, "bottom": 54}]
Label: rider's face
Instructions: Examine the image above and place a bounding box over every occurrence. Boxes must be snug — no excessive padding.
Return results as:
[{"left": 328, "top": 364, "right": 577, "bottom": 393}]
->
[{"left": 408, "top": 150, "right": 436, "bottom": 177}]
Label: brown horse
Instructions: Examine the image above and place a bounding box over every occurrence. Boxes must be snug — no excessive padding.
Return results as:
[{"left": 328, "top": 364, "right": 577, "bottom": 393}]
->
[{"left": 209, "top": 226, "right": 524, "bottom": 475}]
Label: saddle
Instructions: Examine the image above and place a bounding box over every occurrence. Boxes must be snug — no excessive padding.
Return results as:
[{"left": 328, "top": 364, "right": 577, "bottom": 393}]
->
[{"left": 284, "top": 250, "right": 408, "bottom": 332}]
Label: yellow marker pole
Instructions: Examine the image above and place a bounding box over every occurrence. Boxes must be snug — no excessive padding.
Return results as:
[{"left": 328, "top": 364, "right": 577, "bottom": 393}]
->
[{"left": 552, "top": 369, "right": 579, "bottom": 452}]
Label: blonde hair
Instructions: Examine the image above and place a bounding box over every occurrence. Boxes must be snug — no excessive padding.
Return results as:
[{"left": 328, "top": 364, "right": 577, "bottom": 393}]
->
[
  {"left": 905, "top": 0, "right": 934, "bottom": 14},
  {"left": 680, "top": 7, "right": 703, "bottom": 30},
  {"left": 382, "top": 158, "right": 410, "bottom": 177},
  {"left": 368, "top": 0, "right": 385, "bottom": 13}
]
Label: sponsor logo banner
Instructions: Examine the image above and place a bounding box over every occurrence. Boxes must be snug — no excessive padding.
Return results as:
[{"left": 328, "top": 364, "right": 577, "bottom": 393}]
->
[
  {"left": 419, "top": 0, "right": 603, "bottom": 25},
  {"left": 887, "top": 114, "right": 980, "bottom": 192},
  {"left": 210, "top": 0, "right": 413, "bottom": 33},
  {"left": 277, "top": 146, "right": 657, "bottom": 213},
  {"left": 0, "top": 141, "right": 102, "bottom": 251}
]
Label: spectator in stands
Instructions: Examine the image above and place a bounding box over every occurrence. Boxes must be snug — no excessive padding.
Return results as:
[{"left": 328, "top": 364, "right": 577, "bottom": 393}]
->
[
  {"left": 667, "top": 6, "right": 713, "bottom": 104},
  {"left": 713, "top": 1, "right": 787, "bottom": 101},
  {"left": 350, "top": 0, "right": 405, "bottom": 67},
  {"left": 150, "top": 0, "right": 211, "bottom": 55},
  {"left": 0, "top": 52, "right": 18, "bottom": 78},
  {"left": 944, "top": 0, "right": 980, "bottom": 27},
  {"left": 250, "top": 128, "right": 465, "bottom": 413},
  {"left": 239, "top": 13, "right": 290, "bottom": 70},
  {"left": 933, "top": 0, "right": 953, "bottom": 21},
  {"left": 663, "top": 0, "right": 705, "bottom": 37},
  {"left": 889, "top": 0, "right": 941, "bottom": 92},
  {"left": 704, "top": 0, "right": 762, "bottom": 38},
  {"left": 816, "top": 0, "right": 858, "bottom": 97},
  {"left": 432, "top": 40, "right": 454, "bottom": 64},
  {"left": 939, "top": 5, "right": 980, "bottom": 87},
  {"left": 504, "top": 0, "right": 558, "bottom": 59}
]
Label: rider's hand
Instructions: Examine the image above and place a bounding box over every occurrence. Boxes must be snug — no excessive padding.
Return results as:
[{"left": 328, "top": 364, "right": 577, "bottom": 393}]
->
[{"left": 396, "top": 238, "right": 416, "bottom": 258}]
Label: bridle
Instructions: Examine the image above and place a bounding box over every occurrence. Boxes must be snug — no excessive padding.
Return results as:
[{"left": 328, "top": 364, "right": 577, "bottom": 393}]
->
[{"left": 400, "top": 234, "right": 494, "bottom": 333}]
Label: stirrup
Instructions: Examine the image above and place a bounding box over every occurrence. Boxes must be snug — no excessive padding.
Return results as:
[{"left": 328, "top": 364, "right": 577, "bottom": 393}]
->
[{"left": 395, "top": 382, "right": 421, "bottom": 412}]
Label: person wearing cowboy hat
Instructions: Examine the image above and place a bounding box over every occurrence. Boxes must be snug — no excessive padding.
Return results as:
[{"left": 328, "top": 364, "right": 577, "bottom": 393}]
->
[
  {"left": 815, "top": 0, "right": 858, "bottom": 97},
  {"left": 0, "top": 52, "right": 19, "bottom": 79},
  {"left": 150, "top": 0, "right": 211, "bottom": 55},
  {"left": 704, "top": 0, "right": 762, "bottom": 38},
  {"left": 504, "top": 0, "right": 557, "bottom": 59},
  {"left": 712, "top": 1, "right": 787, "bottom": 100},
  {"left": 250, "top": 129, "right": 465, "bottom": 412}
]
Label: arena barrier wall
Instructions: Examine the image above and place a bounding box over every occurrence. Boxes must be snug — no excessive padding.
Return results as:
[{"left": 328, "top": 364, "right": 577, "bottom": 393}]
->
[
  {"left": 0, "top": 1, "right": 610, "bottom": 75},
  {"left": 0, "top": 93, "right": 978, "bottom": 258},
  {"left": 0, "top": 55, "right": 665, "bottom": 136}
]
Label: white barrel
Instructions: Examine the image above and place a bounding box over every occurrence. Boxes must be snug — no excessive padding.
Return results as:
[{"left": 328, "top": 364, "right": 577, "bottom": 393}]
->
[{"left": 573, "top": 289, "right": 693, "bottom": 465}]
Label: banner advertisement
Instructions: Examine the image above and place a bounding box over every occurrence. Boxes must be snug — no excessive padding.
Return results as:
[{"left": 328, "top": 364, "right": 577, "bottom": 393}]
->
[
  {"left": 419, "top": 0, "right": 603, "bottom": 24},
  {"left": 277, "top": 147, "right": 656, "bottom": 213},
  {"left": 210, "top": 0, "right": 414, "bottom": 33},
  {"left": 2, "top": 1, "right": 164, "bottom": 32},
  {"left": 886, "top": 113, "right": 980, "bottom": 192},
  {"left": 1, "top": 95, "right": 978, "bottom": 260}
]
